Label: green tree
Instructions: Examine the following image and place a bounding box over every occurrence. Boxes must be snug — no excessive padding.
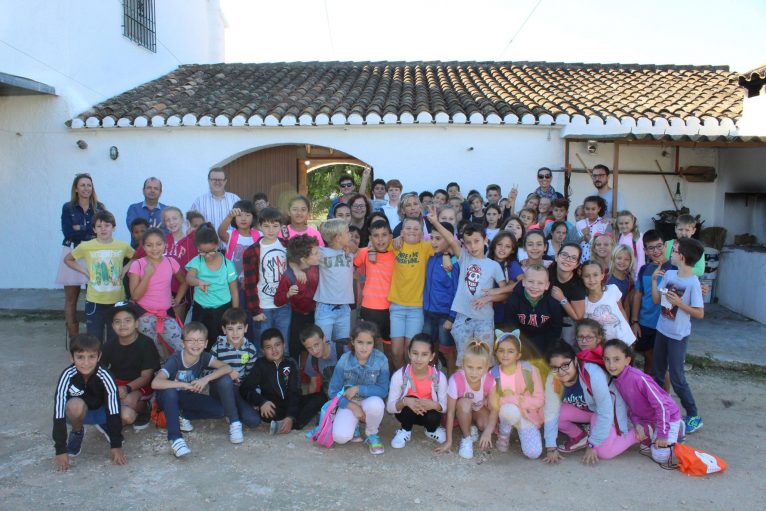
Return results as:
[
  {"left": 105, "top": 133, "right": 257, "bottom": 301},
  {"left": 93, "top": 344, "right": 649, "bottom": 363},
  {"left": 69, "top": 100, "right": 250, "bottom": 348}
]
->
[{"left": 307, "top": 164, "right": 365, "bottom": 218}]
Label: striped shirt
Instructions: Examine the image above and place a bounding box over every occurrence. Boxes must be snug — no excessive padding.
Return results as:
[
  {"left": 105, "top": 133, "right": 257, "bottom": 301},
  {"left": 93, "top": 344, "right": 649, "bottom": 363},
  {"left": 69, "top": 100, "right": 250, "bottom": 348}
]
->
[
  {"left": 190, "top": 191, "right": 241, "bottom": 246},
  {"left": 210, "top": 336, "right": 258, "bottom": 379},
  {"left": 52, "top": 365, "right": 122, "bottom": 454}
]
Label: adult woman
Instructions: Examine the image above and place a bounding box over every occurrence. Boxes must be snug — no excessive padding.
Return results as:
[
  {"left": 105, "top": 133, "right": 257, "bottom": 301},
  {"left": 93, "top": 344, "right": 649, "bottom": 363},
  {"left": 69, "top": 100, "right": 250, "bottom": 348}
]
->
[
  {"left": 548, "top": 242, "right": 586, "bottom": 344},
  {"left": 393, "top": 192, "right": 430, "bottom": 238},
  {"left": 347, "top": 193, "right": 371, "bottom": 247},
  {"left": 56, "top": 173, "right": 104, "bottom": 338}
]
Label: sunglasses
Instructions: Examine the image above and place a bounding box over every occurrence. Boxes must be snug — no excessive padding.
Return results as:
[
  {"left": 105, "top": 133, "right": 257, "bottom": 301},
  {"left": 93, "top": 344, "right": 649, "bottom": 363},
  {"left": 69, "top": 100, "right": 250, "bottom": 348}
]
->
[
  {"left": 340, "top": 182, "right": 354, "bottom": 188},
  {"left": 537, "top": 174, "right": 552, "bottom": 179}
]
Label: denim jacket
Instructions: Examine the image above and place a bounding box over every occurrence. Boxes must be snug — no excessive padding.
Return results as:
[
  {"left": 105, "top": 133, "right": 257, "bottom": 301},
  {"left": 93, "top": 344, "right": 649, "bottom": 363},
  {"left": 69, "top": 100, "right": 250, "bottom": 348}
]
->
[
  {"left": 328, "top": 349, "right": 389, "bottom": 408},
  {"left": 61, "top": 201, "right": 104, "bottom": 247}
]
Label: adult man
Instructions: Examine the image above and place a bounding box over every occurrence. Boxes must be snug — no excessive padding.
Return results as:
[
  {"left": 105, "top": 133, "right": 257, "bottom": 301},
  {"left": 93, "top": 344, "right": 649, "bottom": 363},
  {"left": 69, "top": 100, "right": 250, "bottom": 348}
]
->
[
  {"left": 533, "top": 167, "right": 564, "bottom": 200},
  {"left": 327, "top": 168, "right": 371, "bottom": 218},
  {"left": 190, "top": 167, "right": 241, "bottom": 234},
  {"left": 126, "top": 177, "right": 167, "bottom": 246},
  {"left": 591, "top": 164, "right": 625, "bottom": 217}
]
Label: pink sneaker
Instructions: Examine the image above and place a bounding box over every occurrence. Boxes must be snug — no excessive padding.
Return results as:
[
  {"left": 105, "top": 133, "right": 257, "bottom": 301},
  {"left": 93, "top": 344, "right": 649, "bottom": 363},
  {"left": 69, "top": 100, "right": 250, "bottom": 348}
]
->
[{"left": 557, "top": 431, "right": 588, "bottom": 453}]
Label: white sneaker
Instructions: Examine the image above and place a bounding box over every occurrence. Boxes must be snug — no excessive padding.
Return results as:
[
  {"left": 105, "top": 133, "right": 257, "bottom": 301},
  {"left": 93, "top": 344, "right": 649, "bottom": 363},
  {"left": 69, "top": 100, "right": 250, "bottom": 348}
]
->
[
  {"left": 229, "top": 421, "right": 244, "bottom": 444},
  {"left": 391, "top": 428, "right": 412, "bottom": 448},
  {"left": 171, "top": 438, "right": 191, "bottom": 458},
  {"left": 470, "top": 425, "right": 479, "bottom": 442},
  {"left": 179, "top": 416, "right": 193, "bottom": 432},
  {"left": 426, "top": 426, "right": 447, "bottom": 444},
  {"left": 458, "top": 436, "right": 474, "bottom": 459}
]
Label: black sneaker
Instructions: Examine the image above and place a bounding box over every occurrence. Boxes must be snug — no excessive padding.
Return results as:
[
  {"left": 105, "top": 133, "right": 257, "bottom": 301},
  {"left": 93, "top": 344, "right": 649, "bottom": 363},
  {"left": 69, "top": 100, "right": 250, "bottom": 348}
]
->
[
  {"left": 133, "top": 411, "right": 151, "bottom": 431},
  {"left": 67, "top": 428, "right": 85, "bottom": 456}
]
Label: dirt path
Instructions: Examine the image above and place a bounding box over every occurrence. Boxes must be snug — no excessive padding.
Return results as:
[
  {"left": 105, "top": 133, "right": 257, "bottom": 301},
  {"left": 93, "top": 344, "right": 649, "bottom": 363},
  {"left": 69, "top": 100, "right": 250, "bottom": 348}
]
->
[{"left": 0, "top": 318, "right": 762, "bottom": 510}]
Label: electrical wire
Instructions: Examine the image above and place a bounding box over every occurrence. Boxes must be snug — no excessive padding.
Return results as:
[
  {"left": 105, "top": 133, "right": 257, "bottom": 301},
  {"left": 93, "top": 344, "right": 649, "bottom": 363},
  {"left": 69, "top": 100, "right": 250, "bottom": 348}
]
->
[{"left": 497, "top": 0, "right": 544, "bottom": 60}]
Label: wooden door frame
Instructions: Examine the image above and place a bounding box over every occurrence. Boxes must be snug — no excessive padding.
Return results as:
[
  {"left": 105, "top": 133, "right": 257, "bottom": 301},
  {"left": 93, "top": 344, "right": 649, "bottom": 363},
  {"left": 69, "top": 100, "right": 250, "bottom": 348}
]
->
[{"left": 298, "top": 157, "right": 369, "bottom": 196}]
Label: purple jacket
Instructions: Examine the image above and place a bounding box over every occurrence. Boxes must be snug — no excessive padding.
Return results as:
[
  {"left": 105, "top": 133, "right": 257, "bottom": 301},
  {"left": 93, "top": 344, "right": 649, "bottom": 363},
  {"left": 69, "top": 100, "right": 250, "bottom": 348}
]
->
[{"left": 612, "top": 365, "right": 680, "bottom": 440}]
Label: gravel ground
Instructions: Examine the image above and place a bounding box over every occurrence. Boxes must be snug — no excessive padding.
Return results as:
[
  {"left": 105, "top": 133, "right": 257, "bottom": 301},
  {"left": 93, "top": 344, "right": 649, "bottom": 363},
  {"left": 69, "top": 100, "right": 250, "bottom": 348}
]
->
[{"left": 0, "top": 318, "right": 762, "bottom": 510}]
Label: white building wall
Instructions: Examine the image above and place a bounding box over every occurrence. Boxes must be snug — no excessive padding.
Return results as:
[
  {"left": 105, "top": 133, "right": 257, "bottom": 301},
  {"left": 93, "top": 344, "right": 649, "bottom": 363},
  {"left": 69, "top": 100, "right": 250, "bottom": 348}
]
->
[{"left": 0, "top": 123, "right": 728, "bottom": 289}]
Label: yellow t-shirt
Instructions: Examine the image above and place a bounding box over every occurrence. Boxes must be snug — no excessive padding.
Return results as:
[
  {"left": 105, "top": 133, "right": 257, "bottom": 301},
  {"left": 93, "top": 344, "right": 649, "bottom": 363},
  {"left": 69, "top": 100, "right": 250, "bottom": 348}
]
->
[
  {"left": 71, "top": 239, "right": 135, "bottom": 304},
  {"left": 387, "top": 241, "right": 434, "bottom": 307}
]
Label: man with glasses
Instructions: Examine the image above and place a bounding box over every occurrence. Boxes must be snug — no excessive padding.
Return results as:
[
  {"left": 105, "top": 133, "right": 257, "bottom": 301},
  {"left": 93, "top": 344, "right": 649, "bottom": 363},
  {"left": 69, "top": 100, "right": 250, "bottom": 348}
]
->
[
  {"left": 190, "top": 168, "right": 241, "bottom": 245},
  {"left": 126, "top": 177, "right": 167, "bottom": 246},
  {"left": 591, "top": 164, "right": 625, "bottom": 217},
  {"left": 327, "top": 168, "right": 371, "bottom": 219},
  {"left": 534, "top": 167, "right": 563, "bottom": 200}
]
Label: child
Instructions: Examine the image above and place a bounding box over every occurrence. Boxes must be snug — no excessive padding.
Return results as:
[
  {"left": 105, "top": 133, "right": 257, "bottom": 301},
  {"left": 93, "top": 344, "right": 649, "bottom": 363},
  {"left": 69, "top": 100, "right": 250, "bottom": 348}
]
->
[
  {"left": 548, "top": 243, "right": 586, "bottom": 344},
  {"left": 664, "top": 214, "right": 705, "bottom": 276},
  {"left": 542, "top": 340, "right": 635, "bottom": 465},
  {"left": 387, "top": 333, "right": 448, "bottom": 448},
  {"left": 488, "top": 330, "right": 544, "bottom": 458},
  {"left": 437, "top": 205, "right": 458, "bottom": 228},
  {"left": 218, "top": 200, "right": 262, "bottom": 265},
  {"left": 53, "top": 334, "right": 126, "bottom": 471},
  {"left": 186, "top": 210, "right": 205, "bottom": 231},
  {"left": 370, "top": 178, "right": 388, "bottom": 212},
  {"left": 275, "top": 234, "right": 320, "bottom": 360},
  {"left": 242, "top": 207, "right": 290, "bottom": 352},
  {"left": 604, "top": 339, "right": 683, "bottom": 464},
  {"left": 581, "top": 260, "right": 636, "bottom": 345},
  {"left": 434, "top": 340, "right": 494, "bottom": 459},
  {"left": 504, "top": 264, "right": 563, "bottom": 357},
  {"left": 448, "top": 197, "right": 465, "bottom": 223},
  {"left": 129, "top": 228, "right": 188, "bottom": 356},
  {"left": 467, "top": 193, "right": 485, "bottom": 224},
  {"left": 283, "top": 195, "right": 325, "bottom": 246},
  {"left": 354, "top": 220, "right": 395, "bottom": 353},
  {"left": 301, "top": 325, "right": 340, "bottom": 396},
  {"left": 523, "top": 193, "right": 540, "bottom": 213},
  {"left": 422, "top": 221, "right": 460, "bottom": 375},
  {"left": 651, "top": 237, "right": 705, "bottom": 433},
  {"left": 327, "top": 321, "right": 390, "bottom": 454},
  {"left": 433, "top": 189, "right": 449, "bottom": 209},
  {"left": 162, "top": 206, "right": 198, "bottom": 320},
  {"left": 152, "top": 322, "right": 244, "bottom": 458},
  {"left": 589, "top": 233, "right": 615, "bottom": 275},
  {"left": 65, "top": 210, "right": 135, "bottom": 343},
  {"left": 101, "top": 303, "right": 160, "bottom": 430},
  {"left": 483, "top": 204, "right": 502, "bottom": 241},
  {"left": 576, "top": 196, "right": 611, "bottom": 262},
  {"left": 483, "top": 232, "right": 524, "bottom": 325},
  {"left": 239, "top": 328, "right": 325, "bottom": 433},
  {"left": 607, "top": 244, "right": 635, "bottom": 310},
  {"left": 210, "top": 307, "right": 261, "bottom": 428},
  {"left": 630, "top": 230, "right": 672, "bottom": 374},
  {"left": 520, "top": 229, "right": 552, "bottom": 268},
  {"left": 536, "top": 196, "right": 553, "bottom": 229},
  {"left": 574, "top": 205, "right": 586, "bottom": 222},
  {"left": 382, "top": 179, "right": 403, "bottom": 226},
  {"left": 427, "top": 208, "right": 507, "bottom": 366},
  {"left": 502, "top": 215, "right": 527, "bottom": 260},
  {"left": 616, "top": 210, "right": 644, "bottom": 279},
  {"left": 129, "top": 217, "right": 149, "bottom": 249},
  {"left": 518, "top": 208, "right": 537, "bottom": 231},
  {"left": 388, "top": 217, "right": 435, "bottom": 369},
  {"left": 185, "top": 225, "right": 238, "bottom": 350},
  {"left": 546, "top": 221, "right": 568, "bottom": 258},
  {"left": 252, "top": 192, "right": 270, "bottom": 214},
  {"left": 544, "top": 198, "right": 578, "bottom": 243},
  {"left": 332, "top": 203, "right": 352, "bottom": 221},
  {"left": 314, "top": 219, "right": 355, "bottom": 346}
]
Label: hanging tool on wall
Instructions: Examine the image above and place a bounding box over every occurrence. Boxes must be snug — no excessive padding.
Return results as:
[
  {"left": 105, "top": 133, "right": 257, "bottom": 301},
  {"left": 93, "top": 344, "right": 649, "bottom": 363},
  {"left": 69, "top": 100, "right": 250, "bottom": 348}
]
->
[{"left": 655, "top": 159, "right": 680, "bottom": 211}]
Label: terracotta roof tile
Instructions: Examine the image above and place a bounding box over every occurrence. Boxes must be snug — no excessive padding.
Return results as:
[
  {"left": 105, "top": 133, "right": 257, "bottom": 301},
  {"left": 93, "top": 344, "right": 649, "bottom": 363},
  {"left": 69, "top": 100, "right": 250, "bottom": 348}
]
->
[{"left": 72, "top": 61, "right": 743, "bottom": 127}]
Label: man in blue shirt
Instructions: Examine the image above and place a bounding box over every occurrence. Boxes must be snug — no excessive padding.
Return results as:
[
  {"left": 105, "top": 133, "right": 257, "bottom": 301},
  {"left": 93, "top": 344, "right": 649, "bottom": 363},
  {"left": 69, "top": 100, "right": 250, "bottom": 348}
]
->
[{"left": 125, "top": 177, "right": 167, "bottom": 245}]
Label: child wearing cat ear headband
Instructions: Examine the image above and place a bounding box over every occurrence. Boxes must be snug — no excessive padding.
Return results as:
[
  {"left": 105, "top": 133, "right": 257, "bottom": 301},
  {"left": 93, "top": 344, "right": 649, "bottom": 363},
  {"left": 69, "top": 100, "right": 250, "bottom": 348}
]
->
[{"left": 486, "top": 329, "right": 544, "bottom": 458}]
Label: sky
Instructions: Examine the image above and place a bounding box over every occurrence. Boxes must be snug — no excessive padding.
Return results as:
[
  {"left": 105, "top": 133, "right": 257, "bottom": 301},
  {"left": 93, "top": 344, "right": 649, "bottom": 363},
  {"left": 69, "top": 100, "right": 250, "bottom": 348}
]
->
[{"left": 221, "top": 0, "right": 765, "bottom": 72}]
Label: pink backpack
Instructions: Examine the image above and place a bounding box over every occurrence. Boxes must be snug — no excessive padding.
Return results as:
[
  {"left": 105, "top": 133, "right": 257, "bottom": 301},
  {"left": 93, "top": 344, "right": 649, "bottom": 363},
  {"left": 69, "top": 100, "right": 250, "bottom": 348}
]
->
[
  {"left": 307, "top": 390, "right": 344, "bottom": 448},
  {"left": 453, "top": 370, "right": 495, "bottom": 399}
]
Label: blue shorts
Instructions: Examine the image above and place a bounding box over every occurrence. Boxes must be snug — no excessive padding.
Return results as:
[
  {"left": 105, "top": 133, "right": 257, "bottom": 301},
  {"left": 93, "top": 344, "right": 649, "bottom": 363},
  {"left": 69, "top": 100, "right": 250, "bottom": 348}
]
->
[
  {"left": 389, "top": 304, "right": 424, "bottom": 340},
  {"left": 66, "top": 404, "right": 107, "bottom": 425}
]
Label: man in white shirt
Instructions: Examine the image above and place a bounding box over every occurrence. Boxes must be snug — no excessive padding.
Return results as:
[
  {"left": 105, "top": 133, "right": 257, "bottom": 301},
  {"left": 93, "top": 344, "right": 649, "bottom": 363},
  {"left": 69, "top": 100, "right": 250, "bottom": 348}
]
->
[{"left": 190, "top": 167, "right": 241, "bottom": 232}]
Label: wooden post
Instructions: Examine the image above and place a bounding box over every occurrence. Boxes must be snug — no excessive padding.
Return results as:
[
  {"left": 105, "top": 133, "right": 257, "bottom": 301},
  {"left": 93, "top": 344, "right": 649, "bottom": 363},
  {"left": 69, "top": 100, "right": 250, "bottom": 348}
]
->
[
  {"left": 612, "top": 141, "right": 620, "bottom": 218},
  {"left": 564, "top": 140, "right": 571, "bottom": 201}
]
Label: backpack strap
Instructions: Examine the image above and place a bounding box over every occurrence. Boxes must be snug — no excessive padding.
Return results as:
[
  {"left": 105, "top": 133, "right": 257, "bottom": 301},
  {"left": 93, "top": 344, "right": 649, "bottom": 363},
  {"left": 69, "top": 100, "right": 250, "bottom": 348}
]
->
[
  {"left": 520, "top": 361, "right": 535, "bottom": 395},
  {"left": 454, "top": 371, "right": 466, "bottom": 398},
  {"left": 399, "top": 364, "right": 412, "bottom": 398},
  {"left": 490, "top": 365, "right": 502, "bottom": 395},
  {"left": 225, "top": 229, "right": 239, "bottom": 259}
]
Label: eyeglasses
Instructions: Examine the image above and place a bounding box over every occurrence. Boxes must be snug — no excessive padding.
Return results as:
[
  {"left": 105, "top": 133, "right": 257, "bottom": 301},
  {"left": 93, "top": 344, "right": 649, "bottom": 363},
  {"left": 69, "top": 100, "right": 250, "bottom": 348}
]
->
[
  {"left": 184, "top": 338, "right": 207, "bottom": 344},
  {"left": 576, "top": 335, "right": 597, "bottom": 343},
  {"left": 591, "top": 173, "right": 607, "bottom": 179},
  {"left": 199, "top": 249, "right": 218, "bottom": 256},
  {"left": 209, "top": 178, "right": 226, "bottom": 183},
  {"left": 558, "top": 252, "right": 579, "bottom": 262},
  {"left": 537, "top": 174, "right": 552, "bottom": 179},
  {"left": 550, "top": 360, "right": 573, "bottom": 374},
  {"left": 645, "top": 243, "right": 664, "bottom": 252},
  {"left": 351, "top": 204, "right": 366, "bottom": 210},
  {"left": 340, "top": 182, "right": 354, "bottom": 188}
]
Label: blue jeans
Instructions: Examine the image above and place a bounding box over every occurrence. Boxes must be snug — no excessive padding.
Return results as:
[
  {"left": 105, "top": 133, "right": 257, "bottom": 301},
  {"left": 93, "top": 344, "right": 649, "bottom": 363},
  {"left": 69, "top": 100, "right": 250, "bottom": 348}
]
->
[
  {"left": 252, "top": 305, "right": 292, "bottom": 355},
  {"left": 85, "top": 301, "right": 116, "bottom": 343},
  {"left": 157, "top": 375, "right": 240, "bottom": 441},
  {"left": 423, "top": 311, "right": 455, "bottom": 351},
  {"left": 315, "top": 303, "right": 351, "bottom": 344},
  {"left": 211, "top": 384, "right": 261, "bottom": 428},
  {"left": 652, "top": 332, "right": 697, "bottom": 417}
]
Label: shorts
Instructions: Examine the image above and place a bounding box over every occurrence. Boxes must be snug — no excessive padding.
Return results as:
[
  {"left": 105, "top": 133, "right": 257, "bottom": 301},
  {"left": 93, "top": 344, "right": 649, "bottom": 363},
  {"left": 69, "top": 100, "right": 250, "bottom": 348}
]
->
[
  {"left": 634, "top": 325, "right": 657, "bottom": 353},
  {"left": 422, "top": 310, "right": 456, "bottom": 352},
  {"left": 116, "top": 378, "right": 154, "bottom": 400},
  {"left": 360, "top": 307, "right": 390, "bottom": 341},
  {"left": 389, "top": 303, "right": 424, "bottom": 340},
  {"left": 66, "top": 404, "right": 107, "bottom": 425}
]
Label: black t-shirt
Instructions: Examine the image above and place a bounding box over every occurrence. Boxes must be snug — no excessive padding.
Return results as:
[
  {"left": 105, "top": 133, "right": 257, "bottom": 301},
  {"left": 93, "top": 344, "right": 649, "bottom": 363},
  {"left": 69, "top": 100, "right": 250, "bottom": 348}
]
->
[
  {"left": 548, "top": 263, "right": 586, "bottom": 301},
  {"left": 101, "top": 333, "right": 160, "bottom": 381}
]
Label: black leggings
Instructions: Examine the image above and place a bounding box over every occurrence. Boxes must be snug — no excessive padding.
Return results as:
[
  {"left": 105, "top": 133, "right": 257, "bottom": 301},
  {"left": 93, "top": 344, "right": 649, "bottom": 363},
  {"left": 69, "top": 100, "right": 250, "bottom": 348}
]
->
[
  {"left": 191, "top": 301, "right": 231, "bottom": 351},
  {"left": 395, "top": 407, "right": 442, "bottom": 432},
  {"left": 272, "top": 392, "right": 327, "bottom": 430}
]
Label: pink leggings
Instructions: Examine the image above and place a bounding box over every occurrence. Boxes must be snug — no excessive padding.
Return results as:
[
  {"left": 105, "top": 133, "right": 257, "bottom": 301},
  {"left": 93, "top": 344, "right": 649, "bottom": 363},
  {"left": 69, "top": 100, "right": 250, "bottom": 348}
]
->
[
  {"left": 559, "top": 403, "right": 637, "bottom": 459},
  {"left": 332, "top": 396, "right": 385, "bottom": 444}
]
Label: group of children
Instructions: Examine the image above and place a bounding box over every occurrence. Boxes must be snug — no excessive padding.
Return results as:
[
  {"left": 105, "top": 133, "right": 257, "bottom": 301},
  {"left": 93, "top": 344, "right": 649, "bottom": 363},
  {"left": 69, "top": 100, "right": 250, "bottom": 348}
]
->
[{"left": 54, "top": 175, "right": 708, "bottom": 471}]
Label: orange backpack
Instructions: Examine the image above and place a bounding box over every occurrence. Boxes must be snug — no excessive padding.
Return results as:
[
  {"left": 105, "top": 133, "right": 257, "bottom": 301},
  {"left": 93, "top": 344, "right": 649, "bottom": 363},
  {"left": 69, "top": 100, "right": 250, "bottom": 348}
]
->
[
  {"left": 150, "top": 400, "right": 166, "bottom": 429},
  {"left": 674, "top": 443, "right": 728, "bottom": 476}
]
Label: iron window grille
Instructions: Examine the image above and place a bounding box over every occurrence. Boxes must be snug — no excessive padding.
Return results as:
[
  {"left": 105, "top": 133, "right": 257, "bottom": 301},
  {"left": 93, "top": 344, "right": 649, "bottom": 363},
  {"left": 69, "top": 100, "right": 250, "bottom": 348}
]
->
[{"left": 122, "top": 0, "right": 156, "bottom": 52}]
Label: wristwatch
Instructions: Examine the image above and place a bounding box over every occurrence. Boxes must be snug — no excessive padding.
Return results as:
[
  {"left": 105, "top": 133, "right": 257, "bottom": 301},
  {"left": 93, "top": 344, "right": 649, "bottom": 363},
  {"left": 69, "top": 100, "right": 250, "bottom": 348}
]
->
[{"left": 559, "top": 298, "right": 569, "bottom": 305}]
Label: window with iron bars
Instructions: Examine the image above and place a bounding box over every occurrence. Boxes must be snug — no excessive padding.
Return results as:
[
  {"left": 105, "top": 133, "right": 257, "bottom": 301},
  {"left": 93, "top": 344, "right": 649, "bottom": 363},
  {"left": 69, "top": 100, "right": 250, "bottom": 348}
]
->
[{"left": 122, "top": 0, "right": 156, "bottom": 52}]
